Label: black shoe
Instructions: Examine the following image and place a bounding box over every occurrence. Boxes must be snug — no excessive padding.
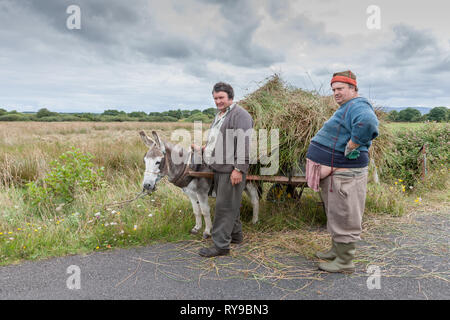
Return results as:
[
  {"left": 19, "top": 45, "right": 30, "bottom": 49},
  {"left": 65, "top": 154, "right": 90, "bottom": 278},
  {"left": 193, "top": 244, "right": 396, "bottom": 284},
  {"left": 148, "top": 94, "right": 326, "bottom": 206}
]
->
[
  {"left": 198, "top": 246, "right": 230, "bottom": 257},
  {"left": 231, "top": 233, "right": 243, "bottom": 244},
  {"left": 231, "top": 237, "right": 243, "bottom": 244}
]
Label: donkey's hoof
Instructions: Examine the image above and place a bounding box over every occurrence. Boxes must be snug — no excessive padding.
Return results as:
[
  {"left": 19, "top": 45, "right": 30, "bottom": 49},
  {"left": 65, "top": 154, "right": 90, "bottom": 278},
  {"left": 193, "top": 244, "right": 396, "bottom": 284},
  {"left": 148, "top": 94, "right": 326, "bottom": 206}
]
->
[
  {"left": 190, "top": 228, "right": 200, "bottom": 235},
  {"left": 202, "top": 233, "right": 211, "bottom": 239},
  {"left": 252, "top": 218, "right": 259, "bottom": 224}
]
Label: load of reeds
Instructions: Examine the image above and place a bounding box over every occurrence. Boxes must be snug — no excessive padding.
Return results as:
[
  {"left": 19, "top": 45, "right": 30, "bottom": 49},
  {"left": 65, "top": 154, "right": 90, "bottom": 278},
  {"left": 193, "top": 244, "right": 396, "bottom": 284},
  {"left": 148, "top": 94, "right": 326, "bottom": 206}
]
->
[{"left": 239, "top": 74, "right": 392, "bottom": 176}]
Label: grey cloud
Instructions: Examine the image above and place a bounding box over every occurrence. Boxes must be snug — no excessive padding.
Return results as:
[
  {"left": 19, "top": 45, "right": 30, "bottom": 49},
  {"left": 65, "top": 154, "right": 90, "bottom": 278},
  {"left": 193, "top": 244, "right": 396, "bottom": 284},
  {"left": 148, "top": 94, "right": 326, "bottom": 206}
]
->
[
  {"left": 386, "top": 24, "right": 438, "bottom": 65},
  {"left": 288, "top": 13, "right": 342, "bottom": 46},
  {"left": 17, "top": 0, "right": 282, "bottom": 69}
]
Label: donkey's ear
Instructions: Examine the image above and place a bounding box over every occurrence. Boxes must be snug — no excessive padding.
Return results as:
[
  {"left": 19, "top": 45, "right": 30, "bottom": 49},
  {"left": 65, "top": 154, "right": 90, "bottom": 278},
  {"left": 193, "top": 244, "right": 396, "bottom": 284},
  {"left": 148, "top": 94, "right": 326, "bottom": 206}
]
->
[
  {"left": 152, "top": 131, "right": 166, "bottom": 153},
  {"left": 139, "top": 131, "right": 155, "bottom": 148}
]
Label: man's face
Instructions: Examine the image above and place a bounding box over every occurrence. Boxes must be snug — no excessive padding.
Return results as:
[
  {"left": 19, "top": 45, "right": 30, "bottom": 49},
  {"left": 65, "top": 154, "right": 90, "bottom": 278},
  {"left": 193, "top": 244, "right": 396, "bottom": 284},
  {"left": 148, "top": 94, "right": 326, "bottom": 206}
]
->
[
  {"left": 331, "top": 82, "right": 357, "bottom": 106},
  {"left": 213, "top": 91, "right": 233, "bottom": 113}
]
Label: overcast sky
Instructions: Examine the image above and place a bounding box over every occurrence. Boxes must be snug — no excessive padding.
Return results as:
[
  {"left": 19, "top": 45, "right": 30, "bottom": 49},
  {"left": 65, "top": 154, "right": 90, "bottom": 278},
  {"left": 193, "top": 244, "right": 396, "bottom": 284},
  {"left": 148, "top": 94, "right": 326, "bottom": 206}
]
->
[{"left": 1, "top": 0, "right": 449, "bottom": 113}]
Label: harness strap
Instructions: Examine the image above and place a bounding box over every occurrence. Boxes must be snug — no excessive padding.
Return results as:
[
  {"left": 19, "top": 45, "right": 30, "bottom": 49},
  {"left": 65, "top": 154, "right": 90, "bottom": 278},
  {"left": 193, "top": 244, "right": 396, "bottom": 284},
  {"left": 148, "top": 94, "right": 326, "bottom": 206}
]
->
[{"left": 169, "top": 150, "right": 192, "bottom": 187}]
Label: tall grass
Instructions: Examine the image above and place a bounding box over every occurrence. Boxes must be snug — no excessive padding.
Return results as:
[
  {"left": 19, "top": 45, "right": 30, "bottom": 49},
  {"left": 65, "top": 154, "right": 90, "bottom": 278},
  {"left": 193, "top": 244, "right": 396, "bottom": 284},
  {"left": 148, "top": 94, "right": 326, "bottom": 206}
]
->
[{"left": 0, "top": 121, "right": 448, "bottom": 265}]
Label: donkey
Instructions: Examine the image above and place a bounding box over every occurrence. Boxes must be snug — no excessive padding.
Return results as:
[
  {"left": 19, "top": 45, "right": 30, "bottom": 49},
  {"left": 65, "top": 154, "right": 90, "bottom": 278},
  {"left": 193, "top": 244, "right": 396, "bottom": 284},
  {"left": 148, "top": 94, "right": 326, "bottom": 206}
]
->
[{"left": 139, "top": 130, "right": 260, "bottom": 239}]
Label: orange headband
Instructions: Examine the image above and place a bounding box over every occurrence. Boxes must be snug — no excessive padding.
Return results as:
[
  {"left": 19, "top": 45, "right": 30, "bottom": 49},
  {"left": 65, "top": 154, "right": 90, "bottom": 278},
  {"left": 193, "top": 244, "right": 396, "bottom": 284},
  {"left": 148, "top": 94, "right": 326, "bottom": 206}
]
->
[{"left": 330, "top": 75, "right": 357, "bottom": 87}]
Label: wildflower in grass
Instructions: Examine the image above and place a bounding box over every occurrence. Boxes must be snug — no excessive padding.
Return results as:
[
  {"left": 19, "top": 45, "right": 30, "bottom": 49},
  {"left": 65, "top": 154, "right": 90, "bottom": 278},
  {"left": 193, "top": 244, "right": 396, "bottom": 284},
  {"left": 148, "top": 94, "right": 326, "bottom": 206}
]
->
[
  {"left": 148, "top": 214, "right": 153, "bottom": 217},
  {"left": 96, "top": 246, "right": 99, "bottom": 250},
  {"left": 17, "top": 228, "right": 22, "bottom": 231},
  {"left": 0, "top": 232, "right": 3, "bottom": 235},
  {"left": 414, "top": 197, "right": 422, "bottom": 203},
  {"left": 394, "top": 181, "right": 398, "bottom": 185},
  {"left": 398, "top": 179, "right": 403, "bottom": 182},
  {"left": 133, "top": 225, "right": 137, "bottom": 231}
]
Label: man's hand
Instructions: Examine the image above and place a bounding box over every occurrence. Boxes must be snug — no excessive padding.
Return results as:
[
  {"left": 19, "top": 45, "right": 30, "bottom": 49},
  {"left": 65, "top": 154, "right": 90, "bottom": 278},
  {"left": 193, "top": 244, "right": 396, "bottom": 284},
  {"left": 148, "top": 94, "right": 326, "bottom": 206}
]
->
[
  {"left": 346, "top": 139, "right": 360, "bottom": 151},
  {"left": 191, "top": 144, "right": 205, "bottom": 152},
  {"left": 345, "top": 139, "right": 361, "bottom": 159},
  {"left": 230, "top": 169, "right": 243, "bottom": 186}
]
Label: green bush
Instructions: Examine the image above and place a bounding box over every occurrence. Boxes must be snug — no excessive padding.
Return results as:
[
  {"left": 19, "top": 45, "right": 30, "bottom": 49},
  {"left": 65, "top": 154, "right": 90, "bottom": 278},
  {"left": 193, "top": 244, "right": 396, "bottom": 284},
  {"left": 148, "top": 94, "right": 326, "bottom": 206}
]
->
[
  {"left": 0, "top": 114, "right": 30, "bottom": 121},
  {"left": 26, "top": 148, "right": 106, "bottom": 207},
  {"left": 182, "top": 113, "right": 213, "bottom": 122},
  {"left": 381, "top": 124, "right": 449, "bottom": 188}
]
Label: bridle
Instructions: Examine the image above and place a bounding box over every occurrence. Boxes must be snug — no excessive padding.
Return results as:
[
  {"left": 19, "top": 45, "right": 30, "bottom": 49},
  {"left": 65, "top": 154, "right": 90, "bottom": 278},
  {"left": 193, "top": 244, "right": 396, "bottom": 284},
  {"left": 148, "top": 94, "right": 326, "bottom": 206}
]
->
[{"left": 144, "top": 148, "right": 192, "bottom": 187}]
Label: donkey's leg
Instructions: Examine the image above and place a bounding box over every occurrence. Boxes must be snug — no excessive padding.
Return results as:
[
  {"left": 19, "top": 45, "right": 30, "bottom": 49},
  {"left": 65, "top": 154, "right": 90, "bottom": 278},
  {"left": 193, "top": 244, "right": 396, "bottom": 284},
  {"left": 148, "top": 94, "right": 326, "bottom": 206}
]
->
[
  {"left": 245, "top": 182, "right": 260, "bottom": 224},
  {"left": 196, "top": 192, "right": 212, "bottom": 239},
  {"left": 183, "top": 189, "right": 203, "bottom": 235}
]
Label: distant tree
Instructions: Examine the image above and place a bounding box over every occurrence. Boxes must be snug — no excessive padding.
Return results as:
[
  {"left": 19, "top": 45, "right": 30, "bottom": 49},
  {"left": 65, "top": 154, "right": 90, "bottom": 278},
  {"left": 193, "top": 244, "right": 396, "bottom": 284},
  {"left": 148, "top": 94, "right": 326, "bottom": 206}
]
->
[
  {"left": 0, "top": 108, "right": 6, "bottom": 115},
  {"left": 426, "top": 107, "right": 448, "bottom": 122},
  {"left": 190, "top": 109, "right": 202, "bottom": 116},
  {"left": 168, "top": 109, "right": 183, "bottom": 119},
  {"left": 36, "top": 108, "right": 57, "bottom": 118},
  {"left": 183, "top": 113, "right": 212, "bottom": 122},
  {"left": 181, "top": 110, "right": 191, "bottom": 118},
  {"left": 128, "top": 111, "right": 147, "bottom": 118},
  {"left": 102, "top": 109, "right": 123, "bottom": 116},
  {"left": 387, "top": 110, "right": 399, "bottom": 122},
  {"left": 202, "top": 108, "right": 217, "bottom": 118},
  {"left": 397, "top": 108, "right": 422, "bottom": 122}
]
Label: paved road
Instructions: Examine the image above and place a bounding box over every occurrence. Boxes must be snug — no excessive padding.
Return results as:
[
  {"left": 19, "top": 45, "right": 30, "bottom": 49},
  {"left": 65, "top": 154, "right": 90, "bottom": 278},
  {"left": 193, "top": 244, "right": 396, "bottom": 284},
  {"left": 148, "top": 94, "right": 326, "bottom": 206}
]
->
[{"left": 1, "top": 210, "right": 448, "bottom": 301}]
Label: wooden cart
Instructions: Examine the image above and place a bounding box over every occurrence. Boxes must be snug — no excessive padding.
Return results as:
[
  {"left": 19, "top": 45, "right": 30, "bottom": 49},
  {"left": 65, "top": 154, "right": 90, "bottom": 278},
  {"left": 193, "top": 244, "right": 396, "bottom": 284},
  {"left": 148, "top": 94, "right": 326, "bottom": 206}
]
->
[{"left": 188, "top": 171, "right": 308, "bottom": 201}]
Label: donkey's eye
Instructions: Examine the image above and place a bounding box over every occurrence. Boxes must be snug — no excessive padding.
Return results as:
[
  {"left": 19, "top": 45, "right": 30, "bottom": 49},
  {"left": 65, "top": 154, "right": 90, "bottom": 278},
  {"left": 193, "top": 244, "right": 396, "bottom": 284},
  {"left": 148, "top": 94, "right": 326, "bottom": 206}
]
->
[{"left": 155, "top": 161, "right": 161, "bottom": 166}]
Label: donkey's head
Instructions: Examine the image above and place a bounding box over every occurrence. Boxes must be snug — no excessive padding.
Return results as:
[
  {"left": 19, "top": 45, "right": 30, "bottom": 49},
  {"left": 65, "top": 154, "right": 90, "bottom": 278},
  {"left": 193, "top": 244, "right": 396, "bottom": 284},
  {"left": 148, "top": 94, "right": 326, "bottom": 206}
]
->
[{"left": 139, "top": 130, "right": 166, "bottom": 193}]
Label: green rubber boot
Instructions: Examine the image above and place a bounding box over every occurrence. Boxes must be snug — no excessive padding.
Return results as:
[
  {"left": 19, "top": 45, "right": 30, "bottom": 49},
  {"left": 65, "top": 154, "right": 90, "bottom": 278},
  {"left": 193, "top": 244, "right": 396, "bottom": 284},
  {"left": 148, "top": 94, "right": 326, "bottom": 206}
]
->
[
  {"left": 318, "top": 242, "right": 356, "bottom": 273},
  {"left": 315, "top": 240, "right": 337, "bottom": 260}
]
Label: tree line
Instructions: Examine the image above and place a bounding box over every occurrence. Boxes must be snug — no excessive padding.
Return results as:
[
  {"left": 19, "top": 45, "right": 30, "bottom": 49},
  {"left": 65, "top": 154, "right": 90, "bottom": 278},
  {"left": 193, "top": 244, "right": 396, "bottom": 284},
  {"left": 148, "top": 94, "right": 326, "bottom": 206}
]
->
[
  {"left": 0, "top": 108, "right": 217, "bottom": 122},
  {"left": 1, "top": 106, "right": 448, "bottom": 123},
  {"left": 387, "top": 107, "right": 449, "bottom": 122}
]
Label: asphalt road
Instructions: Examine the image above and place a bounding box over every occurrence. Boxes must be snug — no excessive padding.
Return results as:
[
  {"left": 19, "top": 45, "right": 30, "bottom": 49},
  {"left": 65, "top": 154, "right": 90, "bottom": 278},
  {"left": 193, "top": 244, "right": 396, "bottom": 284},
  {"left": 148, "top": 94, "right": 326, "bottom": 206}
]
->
[{"left": 1, "top": 210, "right": 448, "bottom": 301}]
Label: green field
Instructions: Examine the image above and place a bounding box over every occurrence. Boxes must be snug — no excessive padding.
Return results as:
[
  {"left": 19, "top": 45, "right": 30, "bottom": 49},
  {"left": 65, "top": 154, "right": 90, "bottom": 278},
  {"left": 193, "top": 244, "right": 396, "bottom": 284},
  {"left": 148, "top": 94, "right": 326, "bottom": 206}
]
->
[
  {"left": 386, "top": 121, "right": 447, "bottom": 133},
  {"left": 0, "top": 121, "right": 448, "bottom": 266}
]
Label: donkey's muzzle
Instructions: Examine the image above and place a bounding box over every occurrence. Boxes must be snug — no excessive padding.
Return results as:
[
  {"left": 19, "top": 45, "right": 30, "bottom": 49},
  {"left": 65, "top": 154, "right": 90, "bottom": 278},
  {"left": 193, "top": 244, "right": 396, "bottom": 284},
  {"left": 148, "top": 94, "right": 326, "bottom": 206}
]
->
[{"left": 143, "top": 183, "right": 156, "bottom": 192}]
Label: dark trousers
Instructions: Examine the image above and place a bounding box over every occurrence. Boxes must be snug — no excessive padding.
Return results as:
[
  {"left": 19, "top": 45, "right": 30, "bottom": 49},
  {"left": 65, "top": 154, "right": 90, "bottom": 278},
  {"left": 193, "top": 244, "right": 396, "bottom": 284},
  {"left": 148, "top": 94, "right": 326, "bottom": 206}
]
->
[{"left": 212, "top": 172, "right": 246, "bottom": 250}]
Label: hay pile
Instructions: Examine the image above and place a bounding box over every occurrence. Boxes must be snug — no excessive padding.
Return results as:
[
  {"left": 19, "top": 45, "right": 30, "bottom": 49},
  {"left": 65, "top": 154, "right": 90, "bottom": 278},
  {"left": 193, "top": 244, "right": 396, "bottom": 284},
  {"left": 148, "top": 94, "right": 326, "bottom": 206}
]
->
[{"left": 239, "top": 74, "right": 392, "bottom": 176}]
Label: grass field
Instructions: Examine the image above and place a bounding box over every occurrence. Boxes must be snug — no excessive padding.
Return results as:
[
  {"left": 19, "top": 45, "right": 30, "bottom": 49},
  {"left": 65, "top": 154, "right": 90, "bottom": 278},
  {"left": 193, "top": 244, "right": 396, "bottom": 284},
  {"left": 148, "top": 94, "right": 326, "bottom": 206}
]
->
[
  {"left": 0, "top": 121, "right": 448, "bottom": 266},
  {"left": 386, "top": 121, "right": 447, "bottom": 133}
]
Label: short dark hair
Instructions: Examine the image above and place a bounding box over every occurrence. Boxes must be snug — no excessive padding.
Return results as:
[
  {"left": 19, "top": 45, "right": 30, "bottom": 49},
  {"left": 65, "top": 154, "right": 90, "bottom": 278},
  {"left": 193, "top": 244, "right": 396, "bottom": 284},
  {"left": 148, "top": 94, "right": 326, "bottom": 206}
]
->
[
  {"left": 348, "top": 84, "right": 359, "bottom": 92},
  {"left": 212, "top": 82, "right": 234, "bottom": 100}
]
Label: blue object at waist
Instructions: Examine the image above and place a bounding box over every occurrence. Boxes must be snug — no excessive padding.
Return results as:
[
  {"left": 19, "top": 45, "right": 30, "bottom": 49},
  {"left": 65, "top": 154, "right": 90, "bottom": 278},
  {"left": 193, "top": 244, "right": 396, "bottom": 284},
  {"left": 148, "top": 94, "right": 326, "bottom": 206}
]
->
[{"left": 306, "top": 141, "right": 369, "bottom": 168}]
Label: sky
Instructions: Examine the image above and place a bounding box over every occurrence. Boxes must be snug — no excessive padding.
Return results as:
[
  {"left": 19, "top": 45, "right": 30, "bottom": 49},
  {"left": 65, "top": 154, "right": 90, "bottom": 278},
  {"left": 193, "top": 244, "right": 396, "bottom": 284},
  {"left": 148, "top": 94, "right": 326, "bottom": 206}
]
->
[{"left": 0, "top": 0, "right": 449, "bottom": 113}]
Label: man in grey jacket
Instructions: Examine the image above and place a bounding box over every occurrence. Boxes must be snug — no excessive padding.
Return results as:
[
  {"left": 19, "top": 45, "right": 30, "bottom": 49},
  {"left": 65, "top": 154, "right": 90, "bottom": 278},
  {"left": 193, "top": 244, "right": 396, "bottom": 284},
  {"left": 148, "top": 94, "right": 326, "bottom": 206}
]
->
[{"left": 196, "top": 82, "right": 254, "bottom": 257}]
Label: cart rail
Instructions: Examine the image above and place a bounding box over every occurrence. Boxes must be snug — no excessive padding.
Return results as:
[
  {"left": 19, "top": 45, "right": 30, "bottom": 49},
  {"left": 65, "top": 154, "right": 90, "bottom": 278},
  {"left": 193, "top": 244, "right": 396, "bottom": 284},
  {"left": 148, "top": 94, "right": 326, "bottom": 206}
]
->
[{"left": 188, "top": 171, "right": 306, "bottom": 185}]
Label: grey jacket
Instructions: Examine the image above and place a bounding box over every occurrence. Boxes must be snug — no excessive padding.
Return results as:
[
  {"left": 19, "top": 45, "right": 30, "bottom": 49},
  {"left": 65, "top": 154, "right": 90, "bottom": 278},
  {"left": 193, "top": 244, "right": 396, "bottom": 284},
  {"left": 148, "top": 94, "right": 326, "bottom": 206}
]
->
[{"left": 208, "top": 104, "right": 253, "bottom": 174}]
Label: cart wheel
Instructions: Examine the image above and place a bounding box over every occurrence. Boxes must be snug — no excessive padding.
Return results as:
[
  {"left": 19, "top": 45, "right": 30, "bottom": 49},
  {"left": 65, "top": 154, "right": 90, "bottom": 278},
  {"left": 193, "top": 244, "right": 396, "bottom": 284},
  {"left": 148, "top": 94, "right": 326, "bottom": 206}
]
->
[{"left": 266, "top": 184, "right": 300, "bottom": 202}]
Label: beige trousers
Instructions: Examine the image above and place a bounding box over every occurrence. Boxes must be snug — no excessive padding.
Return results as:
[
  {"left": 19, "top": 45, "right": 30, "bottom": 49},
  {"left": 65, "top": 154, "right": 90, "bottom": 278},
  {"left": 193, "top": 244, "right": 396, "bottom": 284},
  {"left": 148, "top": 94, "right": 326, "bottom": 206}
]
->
[{"left": 319, "top": 170, "right": 368, "bottom": 243}]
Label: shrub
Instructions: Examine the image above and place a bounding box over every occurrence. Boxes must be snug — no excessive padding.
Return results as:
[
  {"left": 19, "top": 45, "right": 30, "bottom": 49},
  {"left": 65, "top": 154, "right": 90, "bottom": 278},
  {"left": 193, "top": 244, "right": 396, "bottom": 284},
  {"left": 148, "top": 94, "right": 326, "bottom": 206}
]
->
[
  {"left": 381, "top": 123, "right": 449, "bottom": 187},
  {"left": 26, "top": 148, "right": 106, "bottom": 208}
]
